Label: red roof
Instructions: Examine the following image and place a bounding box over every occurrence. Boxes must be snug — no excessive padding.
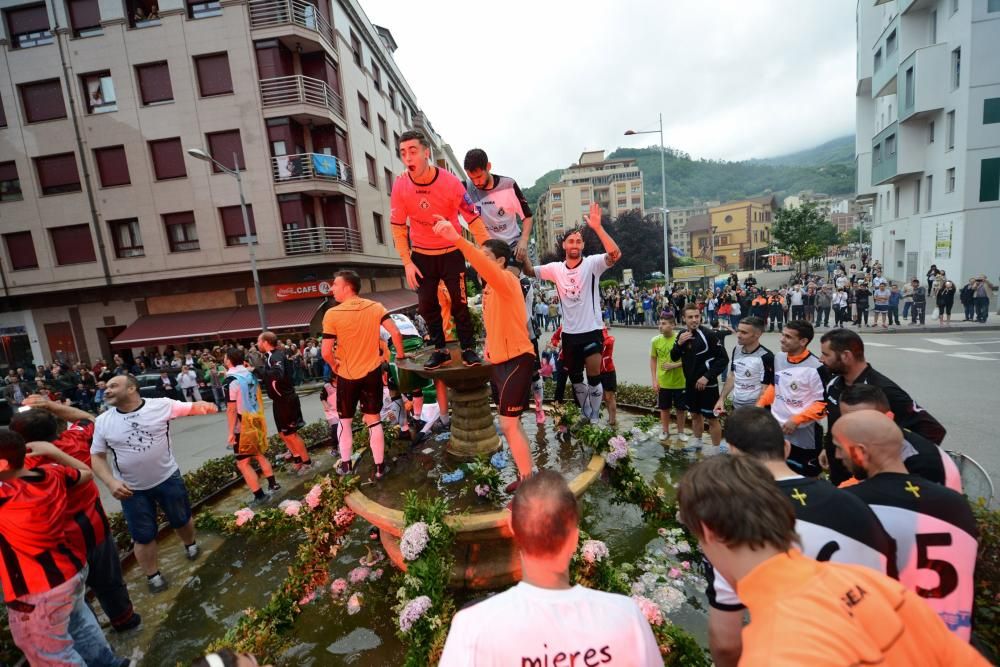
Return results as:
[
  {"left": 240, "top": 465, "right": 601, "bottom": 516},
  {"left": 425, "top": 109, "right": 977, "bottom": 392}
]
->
[{"left": 216, "top": 299, "right": 324, "bottom": 337}]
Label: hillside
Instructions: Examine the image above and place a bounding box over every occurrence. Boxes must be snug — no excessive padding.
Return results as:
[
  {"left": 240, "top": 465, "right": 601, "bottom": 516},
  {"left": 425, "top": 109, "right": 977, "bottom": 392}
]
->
[{"left": 522, "top": 137, "right": 856, "bottom": 210}]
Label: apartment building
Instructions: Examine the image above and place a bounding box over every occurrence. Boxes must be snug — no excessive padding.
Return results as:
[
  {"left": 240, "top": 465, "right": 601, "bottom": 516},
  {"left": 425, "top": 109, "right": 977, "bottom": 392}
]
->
[
  {"left": 667, "top": 200, "right": 719, "bottom": 258},
  {"left": 856, "top": 0, "right": 1000, "bottom": 283},
  {"left": 535, "top": 150, "right": 644, "bottom": 255},
  {"left": 0, "top": 0, "right": 459, "bottom": 369},
  {"left": 688, "top": 196, "right": 776, "bottom": 271}
]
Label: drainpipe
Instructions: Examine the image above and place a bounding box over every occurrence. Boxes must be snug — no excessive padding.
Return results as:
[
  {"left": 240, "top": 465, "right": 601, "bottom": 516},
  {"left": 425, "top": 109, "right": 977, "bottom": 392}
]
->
[{"left": 47, "top": 0, "right": 113, "bottom": 286}]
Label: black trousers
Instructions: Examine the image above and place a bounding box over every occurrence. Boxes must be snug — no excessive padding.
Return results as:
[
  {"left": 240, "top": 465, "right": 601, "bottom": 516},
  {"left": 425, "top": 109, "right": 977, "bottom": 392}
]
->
[
  {"left": 88, "top": 523, "right": 136, "bottom": 629},
  {"left": 412, "top": 250, "right": 475, "bottom": 350}
]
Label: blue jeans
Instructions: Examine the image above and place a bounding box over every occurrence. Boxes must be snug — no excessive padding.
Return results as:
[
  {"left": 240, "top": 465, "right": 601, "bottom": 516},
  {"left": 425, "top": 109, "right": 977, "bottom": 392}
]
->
[
  {"left": 8, "top": 569, "right": 120, "bottom": 666},
  {"left": 974, "top": 297, "right": 990, "bottom": 322},
  {"left": 121, "top": 469, "right": 192, "bottom": 544},
  {"left": 902, "top": 301, "right": 912, "bottom": 319}
]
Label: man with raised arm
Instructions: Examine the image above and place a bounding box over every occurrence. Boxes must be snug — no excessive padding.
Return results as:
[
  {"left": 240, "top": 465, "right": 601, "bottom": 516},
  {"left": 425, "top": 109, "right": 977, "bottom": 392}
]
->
[
  {"left": 391, "top": 130, "right": 490, "bottom": 370},
  {"left": 523, "top": 203, "right": 621, "bottom": 424}
]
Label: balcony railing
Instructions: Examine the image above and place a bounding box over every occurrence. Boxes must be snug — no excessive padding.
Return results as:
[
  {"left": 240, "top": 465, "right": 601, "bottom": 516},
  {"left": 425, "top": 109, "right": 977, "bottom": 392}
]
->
[
  {"left": 248, "top": 0, "right": 334, "bottom": 49},
  {"left": 282, "top": 226, "right": 363, "bottom": 255},
  {"left": 271, "top": 153, "right": 353, "bottom": 187},
  {"left": 259, "top": 75, "right": 344, "bottom": 118}
]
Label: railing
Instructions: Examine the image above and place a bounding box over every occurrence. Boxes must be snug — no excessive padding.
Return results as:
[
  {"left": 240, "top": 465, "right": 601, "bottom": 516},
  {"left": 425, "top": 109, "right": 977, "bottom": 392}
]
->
[
  {"left": 248, "top": 0, "right": 334, "bottom": 48},
  {"left": 270, "top": 153, "right": 353, "bottom": 187},
  {"left": 259, "top": 75, "right": 344, "bottom": 118},
  {"left": 282, "top": 226, "right": 363, "bottom": 255}
]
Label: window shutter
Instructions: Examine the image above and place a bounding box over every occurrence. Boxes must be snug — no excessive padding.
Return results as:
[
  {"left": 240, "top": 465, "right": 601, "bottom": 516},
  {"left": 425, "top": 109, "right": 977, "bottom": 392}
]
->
[
  {"left": 19, "top": 79, "right": 66, "bottom": 123},
  {"left": 206, "top": 130, "right": 244, "bottom": 172},
  {"left": 4, "top": 232, "right": 38, "bottom": 270},
  {"left": 50, "top": 224, "right": 96, "bottom": 265},
  {"left": 149, "top": 138, "right": 186, "bottom": 180},
  {"left": 94, "top": 145, "right": 130, "bottom": 187},
  {"left": 163, "top": 211, "right": 196, "bottom": 226},
  {"left": 35, "top": 153, "right": 81, "bottom": 193},
  {"left": 220, "top": 205, "right": 255, "bottom": 238},
  {"left": 67, "top": 0, "right": 101, "bottom": 32},
  {"left": 0, "top": 162, "right": 17, "bottom": 182},
  {"left": 0, "top": 93, "right": 6, "bottom": 126},
  {"left": 136, "top": 62, "right": 173, "bottom": 104},
  {"left": 6, "top": 4, "right": 50, "bottom": 34},
  {"left": 195, "top": 53, "right": 233, "bottom": 96}
]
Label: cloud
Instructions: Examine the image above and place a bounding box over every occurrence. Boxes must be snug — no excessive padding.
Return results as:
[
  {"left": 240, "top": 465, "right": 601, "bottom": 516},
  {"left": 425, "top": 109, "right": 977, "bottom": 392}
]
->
[{"left": 360, "top": 0, "right": 855, "bottom": 184}]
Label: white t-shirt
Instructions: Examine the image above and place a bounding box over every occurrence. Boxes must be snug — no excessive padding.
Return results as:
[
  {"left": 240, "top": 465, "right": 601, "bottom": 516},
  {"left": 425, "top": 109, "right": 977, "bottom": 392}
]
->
[
  {"left": 380, "top": 313, "right": 420, "bottom": 340},
  {"left": 438, "top": 582, "right": 663, "bottom": 666},
  {"left": 534, "top": 254, "right": 609, "bottom": 334},
  {"left": 177, "top": 370, "right": 198, "bottom": 389},
  {"left": 91, "top": 398, "right": 193, "bottom": 490}
]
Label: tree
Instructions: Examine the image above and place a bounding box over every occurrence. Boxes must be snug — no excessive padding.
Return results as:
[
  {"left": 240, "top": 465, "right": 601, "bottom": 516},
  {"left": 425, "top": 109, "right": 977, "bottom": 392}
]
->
[
  {"left": 838, "top": 226, "right": 870, "bottom": 247},
  {"left": 543, "top": 209, "right": 666, "bottom": 282},
  {"left": 771, "top": 203, "right": 837, "bottom": 272}
]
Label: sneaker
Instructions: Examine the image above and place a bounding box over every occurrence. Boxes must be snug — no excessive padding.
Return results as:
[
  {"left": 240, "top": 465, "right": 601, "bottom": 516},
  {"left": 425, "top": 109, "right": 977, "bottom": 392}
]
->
[
  {"left": 113, "top": 613, "right": 142, "bottom": 633},
  {"left": 374, "top": 462, "right": 389, "bottom": 480},
  {"left": 424, "top": 349, "right": 451, "bottom": 370},
  {"left": 147, "top": 573, "right": 168, "bottom": 593},
  {"left": 336, "top": 459, "right": 354, "bottom": 476},
  {"left": 430, "top": 418, "right": 451, "bottom": 434},
  {"left": 268, "top": 481, "right": 282, "bottom": 492},
  {"left": 249, "top": 493, "right": 271, "bottom": 507},
  {"left": 461, "top": 348, "right": 482, "bottom": 367},
  {"left": 294, "top": 462, "right": 315, "bottom": 477},
  {"left": 185, "top": 543, "right": 200, "bottom": 560},
  {"left": 677, "top": 434, "right": 690, "bottom": 443}
]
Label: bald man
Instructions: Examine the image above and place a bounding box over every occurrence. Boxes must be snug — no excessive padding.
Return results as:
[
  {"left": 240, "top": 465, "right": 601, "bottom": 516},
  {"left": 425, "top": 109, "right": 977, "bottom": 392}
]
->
[
  {"left": 438, "top": 470, "right": 663, "bottom": 666},
  {"left": 832, "top": 410, "right": 979, "bottom": 642}
]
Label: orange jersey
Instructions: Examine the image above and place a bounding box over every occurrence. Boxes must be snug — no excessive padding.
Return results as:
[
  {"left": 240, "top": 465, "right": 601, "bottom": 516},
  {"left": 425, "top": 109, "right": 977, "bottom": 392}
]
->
[
  {"left": 322, "top": 297, "right": 389, "bottom": 380},
  {"left": 737, "top": 549, "right": 989, "bottom": 667},
  {"left": 455, "top": 237, "right": 534, "bottom": 364}
]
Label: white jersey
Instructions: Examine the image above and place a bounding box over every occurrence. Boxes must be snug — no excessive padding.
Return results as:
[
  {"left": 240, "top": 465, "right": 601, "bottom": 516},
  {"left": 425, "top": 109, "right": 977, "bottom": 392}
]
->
[
  {"left": 91, "top": 398, "right": 192, "bottom": 490},
  {"left": 534, "top": 254, "right": 609, "bottom": 334},
  {"left": 380, "top": 313, "right": 420, "bottom": 340},
  {"left": 438, "top": 582, "right": 662, "bottom": 666},
  {"left": 771, "top": 352, "right": 826, "bottom": 450},
  {"left": 465, "top": 174, "right": 531, "bottom": 245},
  {"left": 730, "top": 344, "right": 775, "bottom": 408}
]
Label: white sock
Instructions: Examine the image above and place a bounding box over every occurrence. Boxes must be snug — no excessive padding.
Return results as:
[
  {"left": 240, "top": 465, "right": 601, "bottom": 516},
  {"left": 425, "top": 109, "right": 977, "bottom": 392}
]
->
[
  {"left": 586, "top": 383, "right": 603, "bottom": 421},
  {"left": 572, "top": 382, "right": 590, "bottom": 418}
]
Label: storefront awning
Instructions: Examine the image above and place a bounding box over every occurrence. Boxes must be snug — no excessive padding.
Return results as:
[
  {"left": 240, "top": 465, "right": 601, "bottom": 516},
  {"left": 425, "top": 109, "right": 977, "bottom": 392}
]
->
[
  {"left": 216, "top": 299, "right": 325, "bottom": 337},
  {"left": 110, "top": 307, "right": 236, "bottom": 347},
  {"left": 364, "top": 288, "right": 417, "bottom": 313}
]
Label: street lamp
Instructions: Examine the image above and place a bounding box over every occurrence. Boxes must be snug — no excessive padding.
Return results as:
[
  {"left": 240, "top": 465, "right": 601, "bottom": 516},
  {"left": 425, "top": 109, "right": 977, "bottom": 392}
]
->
[
  {"left": 625, "top": 113, "right": 669, "bottom": 285},
  {"left": 187, "top": 148, "right": 267, "bottom": 330}
]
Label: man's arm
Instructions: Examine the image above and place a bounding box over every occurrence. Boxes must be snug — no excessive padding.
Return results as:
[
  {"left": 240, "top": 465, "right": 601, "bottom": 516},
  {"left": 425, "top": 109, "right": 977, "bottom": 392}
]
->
[
  {"left": 704, "top": 336, "right": 729, "bottom": 383},
  {"left": 708, "top": 607, "right": 744, "bottom": 667},
  {"left": 169, "top": 399, "right": 216, "bottom": 417},
  {"left": 432, "top": 219, "right": 517, "bottom": 297},
  {"left": 321, "top": 336, "right": 338, "bottom": 373},
  {"left": 649, "top": 353, "right": 659, "bottom": 389},
  {"left": 381, "top": 318, "right": 407, "bottom": 361},
  {"left": 22, "top": 394, "right": 91, "bottom": 423},
  {"left": 584, "top": 203, "right": 621, "bottom": 266},
  {"left": 91, "top": 452, "right": 132, "bottom": 498},
  {"left": 23, "top": 441, "right": 92, "bottom": 486},
  {"left": 515, "top": 216, "right": 533, "bottom": 262}
]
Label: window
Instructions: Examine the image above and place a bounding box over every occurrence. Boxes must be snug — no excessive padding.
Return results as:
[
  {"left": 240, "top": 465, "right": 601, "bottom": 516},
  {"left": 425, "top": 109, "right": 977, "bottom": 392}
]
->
[
  {"left": 984, "top": 98, "right": 1000, "bottom": 125},
  {"left": 4, "top": 232, "right": 37, "bottom": 270},
  {"left": 187, "top": 0, "right": 222, "bottom": 19},
  {"left": 886, "top": 30, "right": 896, "bottom": 56},
  {"left": 951, "top": 0, "right": 958, "bottom": 14},
  {"left": 206, "top": 130, "right": 244, "bottom": 172},
  {"left": 19, "top": 79, "right": 66, "bottom": 123},
  {"left": 93, "top": 145, "right": 130, "bottom": 187},
  {"left": 894, "top": 186, "right": 900, "bottom": 217},
  {"left": 350, "top": 31, "right": 362, "bottom": 66},
  {"left": 904, "top": 67, "right": 914, "bottom": 109},
  {"left": 926, "top": 174, "right": 934, "bottom": 209},
  {"left": 67, "top": 0, "right": 102, "bottom": 37},
  {"left": 990, "top": 0, "right": 1000, "bottom": 12},
  {"left": 109, "top": 218, "right": 143, "bottom": 258},
  {"left": 50, "top": 224, "right": 96, "bottom": 265},
  {"left": 373, "top": 212, "right": 385, "bottom": 244},
  {"left": 930, "top": 9, "right": 937, "bottom": 43},
  {"left": 393, "top": 132, "right": 400, "bottom": 150},
  {"left": 929, "top": 120, "right": 935, "bottom": 143},
  {"left": 946, "top": 110, "right": 956, "bottom": 149},
  {"left": 220, "top": 205, "right": 256, "bottom": 245},
  {"left": 388, "top": 85, "right": 396, "bottom": 111},
  {"left": 163, "top": 211, "right": 199, "bottom": 251},
  {"left": 34, "top": 153, "right": 81, "bottom": 195},
  {"left": 378, "top": 115, "right": 387, "bottom": 145},
  {"left": 149, "top": 138, "right": 186, "bottom": 180},
  {"left": 885, "top": 133, "right": 896, "bottom": 155},
  {"left": 914, "top": 178, "right": 921, "bottom": 214},
  {"left": 980, "top": 158, "right": 1000, "bottom": 202},
  {"left": 136, "top": 61, "right": 173, "bottom": 105},
  {"left": 946, "top": 167, "right": 956, "bottom": 193},
  {"left": 0, "top": 162, "right": 22, "bottom": 201},
  {"left": 126, "top": 0, "right": 160, "bottom": 28},
  {"left": 80, "top": 71, "right": 116, "bottom": 114},
  {"left": 358, "top": 93, "right": 370, "bottom": 128},
  {"left": 951, "top": 48, "right": 960, "bottom": 89},
  {"left": 384, "top": 168, "right": 393, "bottom": 193},
  {"left": 5, "top": 4, "right": 52, "bottom": 48},
  {"left": 0, "top": 94, "right": 5, "bottom": 127},
  {"left": 366, "top": 154, "right": 377, "bottom": 188},
  {"left": 371, "top": 60, "right": 381, "bottom": 91},
  {"left": 194, "top": 53, "right": 233, "bottom": 97},
  {"left": 874, "top": 48, "right": 882, "bottom": 72}
]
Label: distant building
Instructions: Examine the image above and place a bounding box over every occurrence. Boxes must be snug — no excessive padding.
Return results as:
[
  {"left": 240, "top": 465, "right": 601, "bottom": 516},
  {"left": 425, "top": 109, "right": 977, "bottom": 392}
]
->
[
  {"left": 855, "top": 0, "right": 1000, "bottom": 283},
  {"left": 667, "top": 200, "right": 719, "bottom": 258},
  {"left": 536, "top": 150, "right": 644, "bottom": 254},
  {"left": 783, "top": 190, "right": 833, "bottom": 219},
  {"left": 832, "top": 212, "right": 859, "bottom": 235},
  {"left": 688, "top": 197, "right": 776, "bottom": 271}
]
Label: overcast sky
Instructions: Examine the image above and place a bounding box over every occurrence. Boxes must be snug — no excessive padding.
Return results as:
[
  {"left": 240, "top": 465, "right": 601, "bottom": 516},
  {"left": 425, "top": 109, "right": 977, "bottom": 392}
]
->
[{"left": 359, "top": 0, "right": 856, "bottom": 186}]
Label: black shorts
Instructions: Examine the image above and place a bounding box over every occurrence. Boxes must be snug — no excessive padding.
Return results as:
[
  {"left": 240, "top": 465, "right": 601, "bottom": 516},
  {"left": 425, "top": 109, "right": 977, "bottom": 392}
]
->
[
  {"left": 337, "top": 367, "right": 383, "bottom": 417},
  {"left": 272, "top": 395, "right": 305, "bottom": 435},
  {"left": 561, "top": 329, "right": 603, "bottom": 377},
  {"left": 787, "top": 444, "right": 822, "bottom": 478},
  {"left": 685, "top": 383, "right": 720, "bottom": 418},
  {"left": 490, "top": 353, "right": 535, "bottom": 417},
  {"left": 600, "top": 370, "right": 617, "bottom": 392},
  {"left": 657, "top": 388, "right": 687, "bottom": 411}
]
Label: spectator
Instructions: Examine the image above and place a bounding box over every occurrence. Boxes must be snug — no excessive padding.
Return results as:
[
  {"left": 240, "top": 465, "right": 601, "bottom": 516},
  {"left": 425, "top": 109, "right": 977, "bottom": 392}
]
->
[
  {"left": 670, "top": 304, "right": 728, "bottom": 447},
  {"left": 223, "top": 348, "right": 280, "bottom": 505},
  {"left": 971, "top": 275, "right": 996, "bottom": 323},
  {"left": 2, "top": 377, "right": 26, "bottom": 409},
  {"left": 936, "top": 280, "right": 956, "bottom": 327},
  {"left": 910, "top": 278, "right": 927, "bottom": 325},
  {"left": 887, "top": 283, "right": 901, "bottom": 326},
  {"left": 959, "top": 277, "right": 977, "bottom": 322},
  {"left": 177, "top": 365, "right": 201, "bottom": 402}
]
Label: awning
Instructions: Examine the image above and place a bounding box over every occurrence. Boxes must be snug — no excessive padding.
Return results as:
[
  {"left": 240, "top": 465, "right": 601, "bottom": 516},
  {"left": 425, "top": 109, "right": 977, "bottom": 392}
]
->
[
  {"left": 216, "top": 299, "right": 325, "bottom": 337},
  {"left": 364, "top": 288, "right": 417, "bottom": 313},
  {"left": 110, "top": 307, "right": 236, "bottom": 347}
]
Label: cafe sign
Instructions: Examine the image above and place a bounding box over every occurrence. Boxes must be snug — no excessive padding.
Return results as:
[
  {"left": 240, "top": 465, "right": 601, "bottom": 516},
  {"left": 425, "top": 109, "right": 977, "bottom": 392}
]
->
[{"left": 274, "top": 280, "right": 333, "bottom": 301}]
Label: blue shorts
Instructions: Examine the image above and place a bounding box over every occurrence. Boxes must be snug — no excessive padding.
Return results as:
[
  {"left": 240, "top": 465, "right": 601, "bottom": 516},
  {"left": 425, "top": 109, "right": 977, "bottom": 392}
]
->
[{"left": 120, "top": 470, "right": 192, "bottom": 544}]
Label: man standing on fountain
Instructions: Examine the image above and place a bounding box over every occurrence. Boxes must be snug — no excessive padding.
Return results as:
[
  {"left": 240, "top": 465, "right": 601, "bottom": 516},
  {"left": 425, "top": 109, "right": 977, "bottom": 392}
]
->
[
  {"left": 391, "top": 130, "right": 490, "bottom": 370},
  {"left": 432, "top": 219, "right": 536, "bottom": 493},
  {"left": 524, "top": 203, "right": 622, "bottom": 424},
  {"left": 322, "top": 270, "right": 407, "bottom": 479}
]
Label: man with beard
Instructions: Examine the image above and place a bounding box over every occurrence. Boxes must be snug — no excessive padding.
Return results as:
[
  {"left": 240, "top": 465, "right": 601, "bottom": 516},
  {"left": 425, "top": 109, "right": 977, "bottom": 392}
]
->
[{"left": 463, "top": 148, "right": 534, "bottom": 263}]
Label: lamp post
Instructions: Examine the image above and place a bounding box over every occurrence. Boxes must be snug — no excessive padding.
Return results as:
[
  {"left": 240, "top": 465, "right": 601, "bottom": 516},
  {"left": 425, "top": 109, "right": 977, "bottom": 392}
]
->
[
  {"left": 187, "top": 148, "right": 267, "bottom": 330},
  {"left": 625, "top": 113, "right": 669, "bottom": 285}
]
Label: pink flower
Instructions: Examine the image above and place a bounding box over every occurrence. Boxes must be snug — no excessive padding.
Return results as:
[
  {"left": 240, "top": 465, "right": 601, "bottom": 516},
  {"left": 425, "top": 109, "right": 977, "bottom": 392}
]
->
[
  {"left": 346, "top": 593, "right": 362, "bottom": 615},
  {"left": 632, "top": 595, "right": 664, "bottom": 626},
  {"left": 581, "top": 539, "right": 609, "bottom": 564},
  {"left": 348, "top": 566, "right": 370, "bottom": 584},
  {"left": 329, "top": 578, "right": 348, "bottom": 596},
  {"left": 333, "top": 506, "right": 355, "bottom": 528},
  {"left": 298, "top": 588, "right": 317, "bottom": 606},
  {"left": 398, "top": 595, "right": 433, "bottom": 632},
  {"left": 304, "top": 486, "right": 322, "bottom": 509},
  {"left": 681, "top": 560, "right": 691, "bottom": 570},
  {"left": 669, "top": 567, "right": 682, "bottom": 579},
  {"left": 369, "top": 568, "right": 384, "bottom": 581},
  {"left": 279, "top": 499, "right": 302, "bottom": 517},
  {"left": 234, "top": 508, "right": 255, "bottom": 527}
]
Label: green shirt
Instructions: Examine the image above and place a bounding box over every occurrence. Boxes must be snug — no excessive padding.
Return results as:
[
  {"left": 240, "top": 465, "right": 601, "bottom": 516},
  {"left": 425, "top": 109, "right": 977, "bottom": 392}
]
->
[{"left": 651, "top": 333, "right": 684, "bottom": 389}]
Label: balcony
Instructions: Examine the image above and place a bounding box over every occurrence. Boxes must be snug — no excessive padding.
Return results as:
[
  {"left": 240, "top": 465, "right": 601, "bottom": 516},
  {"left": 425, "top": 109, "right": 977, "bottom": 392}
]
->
[
  {"left": 872, "top": 16, "right": 899, "bottom": 97},
  {"left": 898, "top": 43, "right": 946, "bottom": 122},
  {"left": 248, "top": 0, "right": 335, "bottom": 54},
  {"left": 259, "top": 75, "right": 344, "bottom": 123},
  {"left": 871, "top": 121, "right": 923, "bottom": 185},
  {"left": 271, "top": 153, "right": 354, "bottom": 196},
  {"left": 282, "top": 226, "right": 363, "bottom": 256}
]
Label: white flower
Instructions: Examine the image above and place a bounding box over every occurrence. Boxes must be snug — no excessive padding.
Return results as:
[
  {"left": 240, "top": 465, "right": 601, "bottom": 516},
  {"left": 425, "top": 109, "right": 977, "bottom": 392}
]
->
[{"left": 581, "top": 539, "right": 610, "bottom": 564}]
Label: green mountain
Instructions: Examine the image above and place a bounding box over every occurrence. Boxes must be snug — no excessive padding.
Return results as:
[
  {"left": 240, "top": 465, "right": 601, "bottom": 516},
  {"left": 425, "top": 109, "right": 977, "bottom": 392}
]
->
[{"left": 522, "top": 136, "right": 857, "bottom": 210}]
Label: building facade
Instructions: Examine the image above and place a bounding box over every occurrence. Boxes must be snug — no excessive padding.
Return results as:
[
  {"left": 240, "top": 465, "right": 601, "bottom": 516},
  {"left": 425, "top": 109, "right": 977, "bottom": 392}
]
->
[
  {"left": 0, "top": 0, "right": 456, "bottom": 369},
  {"left": 535, "top": 150, "right": 644, "bottom": 255},
  {"left": 688, "top": 197, "right": 775, "bottom": 271},
  {"left": 667, "top": 200, "right": 719, "bottom": 258},
  {"left": 856, "top": 0, "right": 1000, "bottom": 284}
]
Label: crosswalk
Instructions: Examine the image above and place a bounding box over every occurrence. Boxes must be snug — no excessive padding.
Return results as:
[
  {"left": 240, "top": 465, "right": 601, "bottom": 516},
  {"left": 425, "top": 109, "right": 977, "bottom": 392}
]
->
[{"left": 863, "top": 336, "right": 1000, "bottom": 362}]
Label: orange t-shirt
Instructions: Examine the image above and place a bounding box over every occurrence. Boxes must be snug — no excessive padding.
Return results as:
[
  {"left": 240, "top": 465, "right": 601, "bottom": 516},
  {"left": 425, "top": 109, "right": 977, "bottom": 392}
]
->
[
  {"left": 737, "top": 549, "right": 990, "bottom": 667},
  {"left": 322, "top": 297, "right": 389, "bottom": 380}
]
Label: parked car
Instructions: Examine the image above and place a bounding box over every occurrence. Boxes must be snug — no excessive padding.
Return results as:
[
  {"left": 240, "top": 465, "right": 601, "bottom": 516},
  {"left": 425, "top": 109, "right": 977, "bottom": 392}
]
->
[{"left": 135, "top": 372, "right": 179, "bottom": 399}]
